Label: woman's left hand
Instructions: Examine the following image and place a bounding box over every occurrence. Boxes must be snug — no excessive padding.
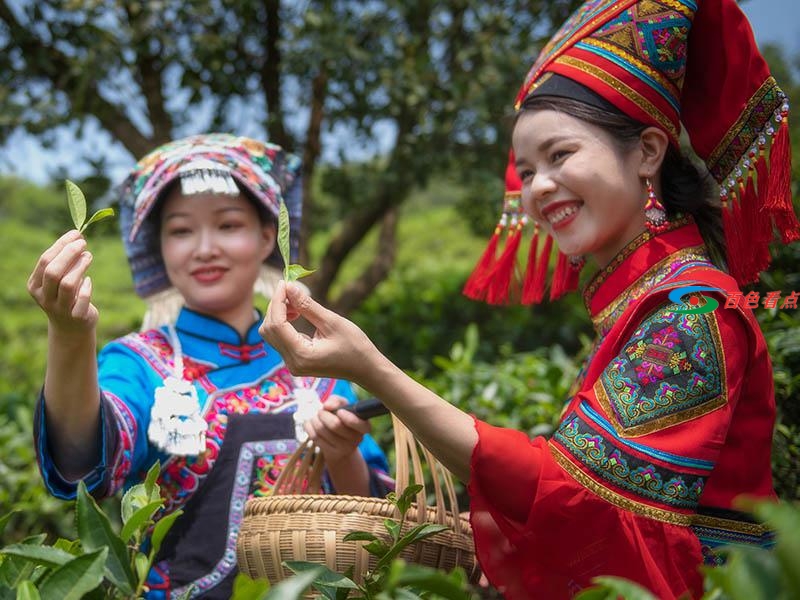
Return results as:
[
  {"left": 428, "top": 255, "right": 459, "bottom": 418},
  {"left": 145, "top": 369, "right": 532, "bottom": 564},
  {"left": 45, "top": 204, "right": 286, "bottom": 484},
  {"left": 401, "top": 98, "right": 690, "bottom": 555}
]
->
[{"left": 305, "top": 396, "right": 370, "bottom": 466}]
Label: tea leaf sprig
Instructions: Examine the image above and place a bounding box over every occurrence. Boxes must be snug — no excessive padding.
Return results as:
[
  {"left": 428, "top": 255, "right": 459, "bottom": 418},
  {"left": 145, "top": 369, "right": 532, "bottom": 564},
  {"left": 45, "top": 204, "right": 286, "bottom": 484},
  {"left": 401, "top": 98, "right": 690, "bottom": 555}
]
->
[
  {"left": 66, "top": 179, "right": 115, "bottom": 233},
  {"left": 277, "top": 200, "right": 315, "bottom": 281}
]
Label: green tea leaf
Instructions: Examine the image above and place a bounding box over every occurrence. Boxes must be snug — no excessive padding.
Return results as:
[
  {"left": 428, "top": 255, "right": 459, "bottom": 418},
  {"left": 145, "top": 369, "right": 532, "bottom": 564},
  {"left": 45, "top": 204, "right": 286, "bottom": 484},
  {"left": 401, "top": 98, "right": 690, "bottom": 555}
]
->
[
  {"left": 393, "top": 563, "right": 473, "bottom": 599},
  {"left": 230, "top": 572, "right": 270, "bottom": 600},
  {"left": 119, "top": 500, "right": 162, "bottom": 543},
  {"left": 579, "top": 576, "right": 659, "bottom": 600},
  {"left": 0, "top": 544, "right": 74, "bottom": 568},
  {"left": 265, "top": 566, "right": 323, "bottom": 600},
  {"left": 37, "top": 548, "right": 107, "bottom": 600},
  {"left": 149, "top": 509, "right": 183, "bottom": 556},
  {"left": 383, "top": 519, "right": 400, "bottom": 542},
  {"left": 80, "top": 208, "right": 115, "bottom": 233},
  {"left": 374, "top": 523, "right": 448, "bottom": 571},
  {"left": 286, "top": 264, "right": 316, "bottom": 281},
  {"left": 0, "top": 512, "right": 17, "bottom": 534},
  {"left": 15, "top": 581, "right": 40, "bottom": 600},
  {"left": 341, "top": 532, "right": 379, "bottom": 543},
  {"left": 65, "top": 180, "right": 86, "bottom": 231},
  {"left": 76, "top": 481, "right": 136, "bottom": 594},
  {"left": 278, "top": 201, "right": 291, "bottom": 281}
]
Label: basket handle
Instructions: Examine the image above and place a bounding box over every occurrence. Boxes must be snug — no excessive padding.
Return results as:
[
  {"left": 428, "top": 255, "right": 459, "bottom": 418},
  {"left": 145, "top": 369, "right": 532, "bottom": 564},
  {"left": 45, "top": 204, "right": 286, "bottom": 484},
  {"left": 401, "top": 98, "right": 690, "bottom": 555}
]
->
[
  {"left": 269, "top": 413, "right": 466, "bottom": 534},
  {"left": 392, "top": 415, "right": 464, "bottom": 531},
  {"left": 271, "top": 438, "right": 324, "bottom": 495}
]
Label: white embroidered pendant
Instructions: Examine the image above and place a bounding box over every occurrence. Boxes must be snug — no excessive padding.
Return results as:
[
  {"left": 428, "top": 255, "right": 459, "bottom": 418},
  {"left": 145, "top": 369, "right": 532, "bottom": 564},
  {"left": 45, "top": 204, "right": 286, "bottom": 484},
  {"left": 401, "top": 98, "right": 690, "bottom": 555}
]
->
[
  {"left": 148, "top": 376, "right": 208, "bottom": 456},
  {"left": 292, "top": 387, "right": 323, "bottom": 443}
]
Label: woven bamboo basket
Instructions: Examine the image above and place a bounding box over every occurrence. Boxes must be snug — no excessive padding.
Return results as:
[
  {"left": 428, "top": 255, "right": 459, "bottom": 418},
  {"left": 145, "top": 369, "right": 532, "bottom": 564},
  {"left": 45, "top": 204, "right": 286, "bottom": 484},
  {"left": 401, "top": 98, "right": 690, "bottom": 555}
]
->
[{"left": 237, "top": 415, "right": 478, "bottom": 584}]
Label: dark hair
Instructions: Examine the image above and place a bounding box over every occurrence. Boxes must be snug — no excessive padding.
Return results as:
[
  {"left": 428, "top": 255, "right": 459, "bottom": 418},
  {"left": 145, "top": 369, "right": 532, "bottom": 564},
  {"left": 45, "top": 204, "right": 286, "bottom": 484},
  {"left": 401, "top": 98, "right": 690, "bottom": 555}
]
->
[{"left": 517, "top": 95, "right": 726, "bottom": 267}]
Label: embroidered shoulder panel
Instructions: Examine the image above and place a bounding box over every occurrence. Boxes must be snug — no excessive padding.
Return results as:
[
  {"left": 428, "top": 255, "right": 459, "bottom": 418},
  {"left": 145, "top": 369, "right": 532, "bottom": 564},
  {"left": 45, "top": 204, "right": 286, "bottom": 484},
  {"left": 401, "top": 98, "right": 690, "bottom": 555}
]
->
[
  {"left": 594, "top": 304, "right": 727, "bottom": 437},
  {"left": 553, "top": 407, "right": 707, "bottom": 511}
]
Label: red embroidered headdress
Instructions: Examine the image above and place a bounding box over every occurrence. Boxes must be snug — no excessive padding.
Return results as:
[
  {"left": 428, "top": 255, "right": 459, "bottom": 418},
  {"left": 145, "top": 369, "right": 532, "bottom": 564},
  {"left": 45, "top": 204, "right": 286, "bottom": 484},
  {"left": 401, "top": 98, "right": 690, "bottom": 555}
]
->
[{"left": 464, "top": 0, "right": 798, "bottom": 304}]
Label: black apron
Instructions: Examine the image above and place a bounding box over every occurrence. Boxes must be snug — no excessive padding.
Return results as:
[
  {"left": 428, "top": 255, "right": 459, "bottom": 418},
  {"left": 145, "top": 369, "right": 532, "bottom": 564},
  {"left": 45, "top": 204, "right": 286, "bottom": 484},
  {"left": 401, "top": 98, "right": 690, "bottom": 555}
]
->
[{"left": 148, "top": 412, "right": 297, "bottom": 599}]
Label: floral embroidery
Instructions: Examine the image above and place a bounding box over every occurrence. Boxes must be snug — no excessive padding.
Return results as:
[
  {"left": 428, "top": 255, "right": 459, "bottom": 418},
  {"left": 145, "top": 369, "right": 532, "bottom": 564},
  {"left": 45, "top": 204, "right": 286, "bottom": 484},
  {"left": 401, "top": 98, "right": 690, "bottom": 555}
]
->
[
  {"left": 595, "top": 305, "right": 727, "bottom": 437},
  {"left": 553, "top": 409, "right": 705, "bottom": 510}
]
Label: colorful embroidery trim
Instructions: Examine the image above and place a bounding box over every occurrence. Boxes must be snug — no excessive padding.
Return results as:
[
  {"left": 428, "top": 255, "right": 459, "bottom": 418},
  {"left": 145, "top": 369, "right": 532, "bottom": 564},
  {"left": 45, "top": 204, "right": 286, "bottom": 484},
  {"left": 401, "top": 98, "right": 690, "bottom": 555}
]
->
[
  {"left": 553, "top": 408, "right": 706, "bottom": 510},
  {"left": 595, "top": 305, "right": 727, "bottom": 437},
  {"left": 590, "top": 246, "right": 713, "bottom": 336},
  {"left": 170, "top": 439, "right": 297, "bottom": 598}
]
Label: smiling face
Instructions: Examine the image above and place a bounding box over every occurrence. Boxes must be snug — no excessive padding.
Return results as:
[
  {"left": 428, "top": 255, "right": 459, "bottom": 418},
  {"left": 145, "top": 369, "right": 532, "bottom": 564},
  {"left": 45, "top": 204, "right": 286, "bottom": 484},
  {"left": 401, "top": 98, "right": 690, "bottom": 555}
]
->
[
  {"left": 159, "top": 188, "right": 276, "bottom": 327},
  {"left": 512, "top": 108, "right": 649, "bottom": 267}
]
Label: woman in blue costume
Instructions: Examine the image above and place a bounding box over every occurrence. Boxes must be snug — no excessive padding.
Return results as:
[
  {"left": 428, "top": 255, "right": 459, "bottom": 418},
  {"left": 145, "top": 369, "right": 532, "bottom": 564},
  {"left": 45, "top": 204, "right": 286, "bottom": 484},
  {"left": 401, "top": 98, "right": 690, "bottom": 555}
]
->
[{"left": 27, "top": 134, "right": 391, "bottom": 599}]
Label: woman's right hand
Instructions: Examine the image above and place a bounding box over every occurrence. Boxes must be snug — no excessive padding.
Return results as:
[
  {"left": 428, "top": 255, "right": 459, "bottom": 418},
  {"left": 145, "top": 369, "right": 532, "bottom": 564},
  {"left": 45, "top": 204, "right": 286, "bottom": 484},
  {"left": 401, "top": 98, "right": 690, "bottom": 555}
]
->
[
  {"left": 259, "top": 281, "right": 381, "bottom": 386},
  {"left": 27, "top": 230, "right": 98, "bottom": 334}
]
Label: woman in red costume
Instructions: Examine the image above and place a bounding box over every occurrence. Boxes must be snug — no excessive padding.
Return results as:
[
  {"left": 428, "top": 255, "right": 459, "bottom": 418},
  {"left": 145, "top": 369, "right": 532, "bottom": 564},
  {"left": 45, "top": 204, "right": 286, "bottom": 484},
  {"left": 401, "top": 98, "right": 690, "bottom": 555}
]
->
[{"left": 260, "top": 0, "right": 798, "bottom": 597}]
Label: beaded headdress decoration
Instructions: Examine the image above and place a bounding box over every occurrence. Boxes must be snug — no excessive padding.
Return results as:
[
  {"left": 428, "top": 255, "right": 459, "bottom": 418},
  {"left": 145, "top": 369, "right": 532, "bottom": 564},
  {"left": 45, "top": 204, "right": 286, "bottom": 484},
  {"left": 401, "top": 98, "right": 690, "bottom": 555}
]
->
[{"left": 464, "top": 0, "right": 798, "bottom": 304}]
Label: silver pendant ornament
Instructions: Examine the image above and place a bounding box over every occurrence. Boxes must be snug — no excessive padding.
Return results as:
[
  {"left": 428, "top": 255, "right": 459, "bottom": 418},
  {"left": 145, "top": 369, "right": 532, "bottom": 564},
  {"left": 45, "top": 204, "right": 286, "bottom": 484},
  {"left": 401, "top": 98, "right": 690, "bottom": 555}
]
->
[
  {"left": 147, "top": 325, "right": 208, "bottom": 456},
  {"left": 292, "top": 385, "right": 323, "bottom": 443}
]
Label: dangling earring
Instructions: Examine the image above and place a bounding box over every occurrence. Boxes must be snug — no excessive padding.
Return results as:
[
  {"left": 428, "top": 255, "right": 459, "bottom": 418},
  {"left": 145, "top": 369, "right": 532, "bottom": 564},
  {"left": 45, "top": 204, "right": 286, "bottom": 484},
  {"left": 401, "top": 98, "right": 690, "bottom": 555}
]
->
[
  {"left": 644, "top": 177, "right": 668, "bottom": 234},
  {"left": 569, "top": 254, "right": 585, "bottom": 271}
]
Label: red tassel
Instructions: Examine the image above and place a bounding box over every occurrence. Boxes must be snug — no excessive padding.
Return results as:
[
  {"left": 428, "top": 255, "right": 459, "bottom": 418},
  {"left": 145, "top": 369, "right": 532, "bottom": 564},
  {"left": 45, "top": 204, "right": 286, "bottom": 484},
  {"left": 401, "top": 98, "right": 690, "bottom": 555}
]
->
[
  {"left": 521, "top": 227, "right": 540, "bottom": 305},
  {"left": 550, "top": 252, "right": 580, "bottom": 301},
  {"left": 531, "top": 234, "right": 553, "bottom": 304},
  {"left": 486, "top": 225, "right": 523, "bottom": 305},
  {"left": 775, "top": 211, "right": 800, "bottom": 244},
  {"left": 722, "top": 194, "right": 747, "bottom": 284},
  {"left": 766, "top": 119, "right": 791, "bottom": 211},
  {"left": 741, "top": 173, "right": 770, "bottom": 275},
  {"left": 754, "top": 152, "right": 773, "bottom": 243},
  {"left": 463, "top": 226, "right": 501, "bottom": 300},
  {"left": 766, "top": 118, "right": 800, "bottom": 245}
]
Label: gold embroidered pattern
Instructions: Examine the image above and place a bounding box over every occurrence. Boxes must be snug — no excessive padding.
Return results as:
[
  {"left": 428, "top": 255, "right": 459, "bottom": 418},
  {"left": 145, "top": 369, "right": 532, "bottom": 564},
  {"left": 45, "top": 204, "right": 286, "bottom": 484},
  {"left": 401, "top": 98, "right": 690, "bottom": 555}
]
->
[
  {"left": 656, "top": 0, "right": 696, "bottom": 20},
  {"left": 707, "top": 76, "right": 780, "bottom": 173},
  {"left": 555, "top": 55, "right": 680, "bottom": 141},
  {"left": 591, "top": 246, "right": 712, "bottom": 335},
  {"left": 549, "top": 442, "right": 693, "bottom": 525},
  {"left": 692, "top": 513, "right": 771, "bottom": 537},
  {"left": 582, "top": 216, "right": 691, "bottom": 309},
  {"left": 580, "top": 38, "right": 680, "bottom": 101}
]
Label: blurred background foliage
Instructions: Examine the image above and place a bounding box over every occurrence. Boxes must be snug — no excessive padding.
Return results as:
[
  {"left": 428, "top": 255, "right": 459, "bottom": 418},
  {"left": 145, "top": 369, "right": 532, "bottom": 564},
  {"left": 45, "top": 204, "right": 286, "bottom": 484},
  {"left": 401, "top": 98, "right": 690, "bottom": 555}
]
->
[{"left": 0, "top": 0, "right": 798, "bottom": 553}]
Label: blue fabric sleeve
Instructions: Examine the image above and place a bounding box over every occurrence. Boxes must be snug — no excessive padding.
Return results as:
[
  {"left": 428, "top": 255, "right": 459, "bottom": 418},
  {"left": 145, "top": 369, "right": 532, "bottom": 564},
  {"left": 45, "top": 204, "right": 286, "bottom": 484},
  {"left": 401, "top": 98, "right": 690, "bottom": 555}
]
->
[
  {"left": 33, "top": 390, "right": 114, "bottom": 500},
  {"left": 34, "top": 339, "right": 163, "bottom": 500}
]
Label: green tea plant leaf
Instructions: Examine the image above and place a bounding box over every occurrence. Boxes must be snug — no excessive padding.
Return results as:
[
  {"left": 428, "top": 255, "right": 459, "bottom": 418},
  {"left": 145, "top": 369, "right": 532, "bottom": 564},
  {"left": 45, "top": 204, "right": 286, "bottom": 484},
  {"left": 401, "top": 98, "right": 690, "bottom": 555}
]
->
[
  {"left": 0, "top": 544, "right": 74, "bottom": 569},
  {"left": 149, "top": 509, "right": 183, "bottom": 556},
  {"left": 285, "top": 561, "right": 358, "bottom": 591},
  {"left": 64, "top": 180, "right": 114, "bottom": 234},
  {"left": 119, "top": 501, "right": 162, "bottom": 544},
  {"left": 575, "top": 576, "right": 659, "bottom": 600},
  {"left": 230, "top": 572, "right": 270, "bottom": 600},
  {"left": 265, "top": 566, "right": 324, "bottom": 600},
  {"left": 0, "top": 512, "right": 17, "bottom": 534},
  {"left": 37, "top": 548, "right": 107, "bottom": 600},
  {"left": 393, "top": 563, "right": 473, "bottom": 599},
  {"left": 65, "top": 180, "right": 86, "bottom": 231},
  {"left": 277, "top": 201, "right": 315, "bottom": 282},
  {"left": 81, "top": 208, "right": 115, "bottom": 232},
  {"left": 286, "top": 264, "right": 316, "bottom": 281},
  {"left": 341, "top": 532, "right": 379, "bottom": 543},
  {"left": 14, "top": 581, "right": 40, "bottom": 600},
  {"left": 75, "top": 481, "right": 136, "bottom": 594},
  {"left": 374, "top": 524, "right": 449, "bottom": 571}
]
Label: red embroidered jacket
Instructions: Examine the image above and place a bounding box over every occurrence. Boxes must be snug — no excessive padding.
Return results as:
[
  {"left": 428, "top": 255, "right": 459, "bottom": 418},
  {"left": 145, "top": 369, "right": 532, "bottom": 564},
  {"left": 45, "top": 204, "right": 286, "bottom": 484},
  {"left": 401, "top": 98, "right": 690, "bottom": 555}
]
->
[{"left": 468, "top": 223, "right": 776, "bottom": 599}]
